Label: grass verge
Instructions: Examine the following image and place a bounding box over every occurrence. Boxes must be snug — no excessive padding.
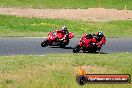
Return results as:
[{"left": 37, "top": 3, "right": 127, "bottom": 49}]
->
[
  {"left": 0, "top": 15, "right": 132, "bottom": 37},
  {"left": 0, "top": 0, "right": 132, "bottom": 9},
  {"left": 0, "top": 53, "right": 132, "bottom": 88}
]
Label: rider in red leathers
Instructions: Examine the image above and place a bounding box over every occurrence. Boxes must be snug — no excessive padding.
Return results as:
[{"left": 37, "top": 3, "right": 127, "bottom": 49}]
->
[
  {"left": 80, "top": 31, "right": 106, "bottom": 51},
  {"left": 55, "top": 26, "right": 69, "bottom": 42},
  {"left": 93, "top": 31, "right": 106, "bottom": 50},
  {"left": 41, "top": 26, "right": 74, "bottom": 47}
]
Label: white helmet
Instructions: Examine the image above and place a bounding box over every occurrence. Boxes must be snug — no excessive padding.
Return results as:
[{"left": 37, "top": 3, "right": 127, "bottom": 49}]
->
[
  {"left": 61, "top": 26, "right": 67, "bottom": 30},
  {"left": 98, "top": 31, "right": 103, "bottom": 36}
]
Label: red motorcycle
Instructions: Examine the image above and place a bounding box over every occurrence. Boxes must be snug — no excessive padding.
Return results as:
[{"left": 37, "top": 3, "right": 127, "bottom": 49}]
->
[
  {"left": 73, "top": 34, "right": 98, "bottom": 53},
  {"left": 41, "top": 30, "right": 74, "bottom": 48}
]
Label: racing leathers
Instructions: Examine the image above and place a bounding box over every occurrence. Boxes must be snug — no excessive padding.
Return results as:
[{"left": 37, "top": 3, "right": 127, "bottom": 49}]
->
[
  {"left": 93, "top": 34, "right": 106, "bottom": 50},
  {"left": 55, "top": 29, "right": 69, "bottom": 42}
]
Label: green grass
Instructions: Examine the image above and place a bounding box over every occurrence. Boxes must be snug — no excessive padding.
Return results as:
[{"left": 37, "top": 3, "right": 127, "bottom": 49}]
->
[
  {"left": 0, "top": 15, "right": 132, "bottom": 37},
  {"left": 0, "top": 0, "right": 132, "bottom": 9},
  {"left": 0, "top": 53, "right": 132, "bottom": 88}
]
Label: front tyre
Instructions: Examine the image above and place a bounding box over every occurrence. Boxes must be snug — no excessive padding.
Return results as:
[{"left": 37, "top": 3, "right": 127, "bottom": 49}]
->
[
  {"left": 60, "top": 42, "right": 67, "bottom": 48},
  {"left": 73, "top": 45, "right": 81, "bottom": 53},
  {"left": 88, "top": 45, "right": 97, "bottom": 53},
  {"left": 41, "top": 39, "right": 49, "bottom": 47},
  {"left": 60, "top": 40, "right": 68, "bottom": 48}
]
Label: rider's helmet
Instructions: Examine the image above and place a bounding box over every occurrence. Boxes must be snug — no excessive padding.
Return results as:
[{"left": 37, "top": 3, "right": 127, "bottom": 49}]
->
[
  {"left": 85, "top": 34, "right": 93, "bottom": 39},
  {"left": 61, "top": 26, "right": 69, "bottom": 34},
  {"left": 61, "top": 26, "right": 68, "bottom": 30},
  {"left": 95, "top": 31, "right": 104, "bottom": 37}
]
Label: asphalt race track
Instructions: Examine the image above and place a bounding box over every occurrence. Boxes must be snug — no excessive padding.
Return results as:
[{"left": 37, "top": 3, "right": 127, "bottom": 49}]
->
[{"left": 0, "top": 37, "right": 132, "bottom": 56}]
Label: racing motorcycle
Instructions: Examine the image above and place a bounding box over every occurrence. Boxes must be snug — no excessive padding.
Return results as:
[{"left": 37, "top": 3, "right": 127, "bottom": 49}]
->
[
  {"left": 41, "top": 30, "right": 74, "bottom": 48},
  {"left": 73, "top": 34, "right": 98, "bottom": 53}
]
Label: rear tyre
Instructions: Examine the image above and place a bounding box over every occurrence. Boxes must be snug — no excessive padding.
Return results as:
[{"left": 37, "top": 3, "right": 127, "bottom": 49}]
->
[
  {"left": 41, "top": 39, "right": 49, "bottom": 47},
  {"left": 73, "top": 45, "right": 81, "bottom": 53}
]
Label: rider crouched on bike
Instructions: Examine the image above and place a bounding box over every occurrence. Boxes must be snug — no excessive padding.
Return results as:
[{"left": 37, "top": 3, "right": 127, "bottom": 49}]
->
[
  {"left": 56, "top": 26, "right": 69, "bottom": 41},
  {"left": 93, "top": 31, "right": 106, "bottom": 50},
  {"left": 80, "top": 31, "right": 106, "bottom": 51}
]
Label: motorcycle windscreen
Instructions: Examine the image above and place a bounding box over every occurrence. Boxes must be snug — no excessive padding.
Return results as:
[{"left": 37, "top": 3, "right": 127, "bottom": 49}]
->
[{"left": 52, "top": 32, "right": 56, "bottom": 36}]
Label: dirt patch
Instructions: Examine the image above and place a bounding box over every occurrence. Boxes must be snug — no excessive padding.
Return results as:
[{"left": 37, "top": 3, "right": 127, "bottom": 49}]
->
[{"left": 0, "top": 7, "right": 132, "bottom": 21}]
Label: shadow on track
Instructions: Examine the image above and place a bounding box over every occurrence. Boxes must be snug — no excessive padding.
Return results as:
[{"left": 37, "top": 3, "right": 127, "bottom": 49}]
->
[
  {"left": 75, "top": 51, "right": 108, "bottom": 54},
  {"left": 93, "top": 52, "right": 108, "bottom": 54},
  {"left": 49, "top": 46, "right": 107, "bottom": 54},
  {"left": 49, "top": 46, "right": 73, "bottom": 49}
]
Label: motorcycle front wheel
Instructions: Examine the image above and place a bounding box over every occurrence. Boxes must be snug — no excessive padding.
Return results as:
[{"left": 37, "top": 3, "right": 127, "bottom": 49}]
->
[
  {"left": 41, "top": 39, "right": 49, "bottom": 47},
  {"left": 88, "top": 45, "right": 97, "bottom": 53},
  {"left": 73, "top": 45, "right": 81, "bottom": 53},
  {"left": 60, "top": 42, "right": 67, "bottom": 48},
  {"left": 59, "top": 39, "right": 69, "bottom": 48}
]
